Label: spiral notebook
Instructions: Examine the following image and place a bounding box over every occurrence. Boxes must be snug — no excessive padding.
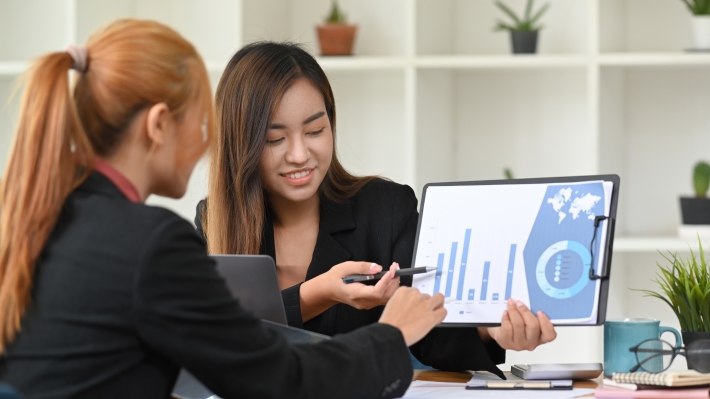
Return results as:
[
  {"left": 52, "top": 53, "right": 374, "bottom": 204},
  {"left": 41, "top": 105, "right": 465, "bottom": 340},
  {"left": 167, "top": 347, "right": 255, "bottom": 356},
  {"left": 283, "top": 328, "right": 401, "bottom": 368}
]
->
[{"left": 611, "top": 371, "right": 710, "bottom": 387}]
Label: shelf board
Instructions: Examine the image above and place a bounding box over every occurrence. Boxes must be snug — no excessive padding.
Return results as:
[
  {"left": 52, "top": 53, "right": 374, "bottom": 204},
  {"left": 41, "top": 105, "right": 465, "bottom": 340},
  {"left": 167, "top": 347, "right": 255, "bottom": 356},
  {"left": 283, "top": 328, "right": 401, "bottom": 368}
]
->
[
  {"left": 415, "top": 54, "right": 589, "bottom": 69},
  {"left": 599, "top": 52, "right": 710, "bottom": 67},
  {"left": 10, "top": 53, "right": 710, "bottom": 76},
  {"left": 0, "top": 61, "right": 29, "bottom": 76},
  {"left": 315, "top": 56, "right": 408, "bottom": 71},
  {"left": 613, "top": 237, "right": 702, "bottom": 253}
]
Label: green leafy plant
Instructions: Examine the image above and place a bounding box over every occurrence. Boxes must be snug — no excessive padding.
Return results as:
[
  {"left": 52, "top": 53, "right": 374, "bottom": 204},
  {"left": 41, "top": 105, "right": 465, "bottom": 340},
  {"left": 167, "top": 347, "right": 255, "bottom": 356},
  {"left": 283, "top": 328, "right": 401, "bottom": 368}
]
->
[
  {"left": 504, "top": 168, "right": 514, "bottom": 180},
  {"left": 682, "top": 0, "right": 710, "bottom": 16},
  {"left": 635, "top": 239, "right": 710, "bottom": 333},
  {"left": 325, "top": 0, "right": 347, "bottom": 24},
  {"left": 694, "top": 161, "right": 710, "bottom": 198},
  {"left": 494, "top": 0, "right": 550, "bottom": 32}
]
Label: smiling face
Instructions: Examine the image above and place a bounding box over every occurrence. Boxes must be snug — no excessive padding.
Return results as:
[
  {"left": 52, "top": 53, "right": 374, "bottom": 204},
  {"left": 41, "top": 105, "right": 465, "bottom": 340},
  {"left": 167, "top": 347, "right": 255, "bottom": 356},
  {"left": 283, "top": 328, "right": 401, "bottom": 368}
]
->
[{"left": 259, "top": 78, "right": 333, "bottom": 205}]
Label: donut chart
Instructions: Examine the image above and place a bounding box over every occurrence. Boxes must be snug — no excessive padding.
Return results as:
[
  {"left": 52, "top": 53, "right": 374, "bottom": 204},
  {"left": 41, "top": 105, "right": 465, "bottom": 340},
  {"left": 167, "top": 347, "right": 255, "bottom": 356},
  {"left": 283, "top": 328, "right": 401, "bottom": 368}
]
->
[{"left": 535, "top": 240, "right": 591, "bottom": 299}]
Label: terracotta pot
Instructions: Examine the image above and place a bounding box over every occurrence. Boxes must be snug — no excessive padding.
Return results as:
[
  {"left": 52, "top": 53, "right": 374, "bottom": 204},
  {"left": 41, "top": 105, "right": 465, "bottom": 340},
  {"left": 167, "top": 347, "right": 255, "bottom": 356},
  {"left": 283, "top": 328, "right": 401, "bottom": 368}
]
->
[{"left": 317, "top": 24, "right": 357, "bottom": 56}]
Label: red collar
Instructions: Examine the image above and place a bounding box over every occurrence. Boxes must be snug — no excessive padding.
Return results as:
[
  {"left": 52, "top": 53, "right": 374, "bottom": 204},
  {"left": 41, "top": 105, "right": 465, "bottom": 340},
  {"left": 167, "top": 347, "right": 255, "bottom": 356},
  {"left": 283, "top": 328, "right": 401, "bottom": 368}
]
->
[{"left": 94, "top": 159, "right": 142, "bottom": 203}]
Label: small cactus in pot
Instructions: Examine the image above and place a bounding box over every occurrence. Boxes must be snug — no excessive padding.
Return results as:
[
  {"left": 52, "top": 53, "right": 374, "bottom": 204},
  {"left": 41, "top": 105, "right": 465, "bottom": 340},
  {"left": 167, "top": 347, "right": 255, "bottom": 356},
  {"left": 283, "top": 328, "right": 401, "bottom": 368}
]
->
[
  {"left": 316, "top": 0, "right": 358, "bottom": 56},
  {"left": 694, "top": 161, "right": 710, "bottom": 198},
  {"left": 680, "top": 161, "right": 710, "bottom": 229}
]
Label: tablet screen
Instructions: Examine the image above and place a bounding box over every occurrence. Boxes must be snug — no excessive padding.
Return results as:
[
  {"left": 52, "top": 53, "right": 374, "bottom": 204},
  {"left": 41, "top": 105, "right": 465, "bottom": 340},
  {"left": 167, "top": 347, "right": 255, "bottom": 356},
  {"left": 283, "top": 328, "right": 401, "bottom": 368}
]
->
[{"left": 412, "top": 180, "right": 614, "bottom": 325}]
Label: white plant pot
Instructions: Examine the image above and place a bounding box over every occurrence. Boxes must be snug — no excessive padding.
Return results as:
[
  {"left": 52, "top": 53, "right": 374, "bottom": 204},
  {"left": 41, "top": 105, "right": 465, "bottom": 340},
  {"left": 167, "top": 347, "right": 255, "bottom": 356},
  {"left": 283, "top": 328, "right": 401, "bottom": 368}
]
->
[{"left": 692, "top": 16, "right": 710, "bottom": 50}]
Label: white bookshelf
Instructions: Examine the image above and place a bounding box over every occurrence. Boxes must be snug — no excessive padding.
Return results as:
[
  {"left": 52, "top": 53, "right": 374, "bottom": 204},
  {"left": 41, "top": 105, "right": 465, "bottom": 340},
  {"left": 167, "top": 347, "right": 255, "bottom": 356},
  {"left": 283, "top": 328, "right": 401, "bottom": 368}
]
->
[{"left": 0, "top": 0, "right": 706, "bottom": 371}]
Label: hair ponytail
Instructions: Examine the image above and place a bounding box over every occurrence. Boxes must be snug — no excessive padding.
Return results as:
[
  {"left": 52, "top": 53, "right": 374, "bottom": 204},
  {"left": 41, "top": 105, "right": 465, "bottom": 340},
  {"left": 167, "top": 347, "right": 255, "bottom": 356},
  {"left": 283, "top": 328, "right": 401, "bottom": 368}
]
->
[
  {"left": 0, "top": 52, "right": 94, "bottom": 351},
  {"left": 0, "top": 19, "right": 213, "bottom": 352}
]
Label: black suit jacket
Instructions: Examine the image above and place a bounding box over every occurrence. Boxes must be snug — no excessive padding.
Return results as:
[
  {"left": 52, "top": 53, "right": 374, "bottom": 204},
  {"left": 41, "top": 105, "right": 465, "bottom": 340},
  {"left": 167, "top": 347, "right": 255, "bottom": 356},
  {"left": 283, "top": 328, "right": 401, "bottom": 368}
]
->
[
  {"left": 0, "top": 173, "right": 413, "bottom": 399},
  {"left": 196, "top": 179, "right": 505, "bottom": 376}
]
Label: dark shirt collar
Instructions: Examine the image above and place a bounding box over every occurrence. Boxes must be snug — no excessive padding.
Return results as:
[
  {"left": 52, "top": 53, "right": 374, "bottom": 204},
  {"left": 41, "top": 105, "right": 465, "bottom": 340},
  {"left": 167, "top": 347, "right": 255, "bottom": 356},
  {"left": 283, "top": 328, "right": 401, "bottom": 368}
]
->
[
  {"left": 320, "top": 197, "right": 356, "bottom": 234},
  {"left": 76, "top": 170, "right": 137, "bottom": 203},
  {"left": 263, "top": 195, "right": 357, "bottom": 277},
  {"left": 93, "top": 159, "right": 141, "bottom": 203}
]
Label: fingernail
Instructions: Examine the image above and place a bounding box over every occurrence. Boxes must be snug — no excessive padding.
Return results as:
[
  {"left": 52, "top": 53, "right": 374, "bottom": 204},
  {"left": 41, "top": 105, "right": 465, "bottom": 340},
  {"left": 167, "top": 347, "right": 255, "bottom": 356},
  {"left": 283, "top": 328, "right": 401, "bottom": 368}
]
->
[
  {"left": 393, "top": 262, "right": 400, "bottom": 270},
  {"left": 516, "top": 300, "right": 524, "bottom": 308},
  {"left": 371, "top": 263, "right": 382, "bottom": 272}
]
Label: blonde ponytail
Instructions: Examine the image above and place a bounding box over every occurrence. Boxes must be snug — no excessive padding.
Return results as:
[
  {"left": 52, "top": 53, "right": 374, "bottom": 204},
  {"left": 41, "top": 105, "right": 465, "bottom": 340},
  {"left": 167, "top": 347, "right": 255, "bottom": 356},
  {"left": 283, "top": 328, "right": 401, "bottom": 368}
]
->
[
  {"left": 0, "top": 19, "right": 213, "bottom": 352},
  {"left": 0, "top": 52, "right": 94, "bottom": 351}
]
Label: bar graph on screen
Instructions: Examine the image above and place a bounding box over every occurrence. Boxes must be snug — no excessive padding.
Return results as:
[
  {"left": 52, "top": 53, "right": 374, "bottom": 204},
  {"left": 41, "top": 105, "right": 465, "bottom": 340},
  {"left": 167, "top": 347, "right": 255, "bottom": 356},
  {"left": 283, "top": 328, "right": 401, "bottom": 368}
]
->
[
  {"left": 427, "top": 228, "right": 517, "bottom": 305},
  {"left": 411, "top": 180, "right": 614, "bottom": 325}
]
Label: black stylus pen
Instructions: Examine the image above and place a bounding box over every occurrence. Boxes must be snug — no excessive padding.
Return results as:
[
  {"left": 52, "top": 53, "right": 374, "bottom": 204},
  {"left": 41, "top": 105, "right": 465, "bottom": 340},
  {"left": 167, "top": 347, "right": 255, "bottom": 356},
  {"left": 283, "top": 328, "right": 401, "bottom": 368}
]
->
[{"left": 342, "top": 266, "right": 437, "bottom": 284}]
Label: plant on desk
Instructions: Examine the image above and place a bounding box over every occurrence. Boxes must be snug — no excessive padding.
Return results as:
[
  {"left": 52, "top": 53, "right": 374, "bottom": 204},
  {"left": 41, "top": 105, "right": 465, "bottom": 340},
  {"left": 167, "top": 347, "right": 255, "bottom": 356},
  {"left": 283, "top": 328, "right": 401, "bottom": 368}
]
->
[
  {"left": 494, "top": 0, "right": 550, "bottom": 54},
  {"left": 316, "top": 0, "right": 357, "bottom": 56},
  {"left": 636, "top": 239, "right": 710, "bottom": 370}
]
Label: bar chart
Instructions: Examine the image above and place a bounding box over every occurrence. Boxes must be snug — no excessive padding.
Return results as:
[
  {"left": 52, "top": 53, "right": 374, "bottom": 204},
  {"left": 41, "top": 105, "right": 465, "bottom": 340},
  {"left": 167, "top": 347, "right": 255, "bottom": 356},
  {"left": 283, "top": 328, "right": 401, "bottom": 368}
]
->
[
  {"left": 429, "top": 227, "right": 517, "bottom": 303},
  {"left": 411, "top": 181, "right": 612, "bottom": 324}
]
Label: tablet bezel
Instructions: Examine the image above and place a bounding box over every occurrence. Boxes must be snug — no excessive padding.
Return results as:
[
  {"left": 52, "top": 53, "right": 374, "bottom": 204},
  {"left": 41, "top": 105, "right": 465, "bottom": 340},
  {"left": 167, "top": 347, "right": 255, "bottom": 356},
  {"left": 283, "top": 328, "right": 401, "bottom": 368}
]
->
[{"left": 411, "top": 175, "right": 620, "bottom": 328}]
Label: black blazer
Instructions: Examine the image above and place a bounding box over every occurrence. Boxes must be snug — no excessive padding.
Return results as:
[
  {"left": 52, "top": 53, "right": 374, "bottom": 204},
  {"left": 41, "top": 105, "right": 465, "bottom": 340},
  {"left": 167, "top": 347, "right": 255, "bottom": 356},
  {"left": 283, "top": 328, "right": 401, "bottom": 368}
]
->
[
  {"left": 0, "top": 173, "right": 413, "bottom": 399},
  {"left": 196, "top": 179, "right": 505, "bottom": 376}
]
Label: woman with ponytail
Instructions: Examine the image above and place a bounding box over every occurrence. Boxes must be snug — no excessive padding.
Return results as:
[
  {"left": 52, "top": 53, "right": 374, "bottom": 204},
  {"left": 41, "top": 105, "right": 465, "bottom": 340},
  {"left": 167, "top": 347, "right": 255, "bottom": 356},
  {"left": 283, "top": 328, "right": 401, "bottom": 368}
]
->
[{"left": 0, "top": 20, "right": 447, "bottom": 398}]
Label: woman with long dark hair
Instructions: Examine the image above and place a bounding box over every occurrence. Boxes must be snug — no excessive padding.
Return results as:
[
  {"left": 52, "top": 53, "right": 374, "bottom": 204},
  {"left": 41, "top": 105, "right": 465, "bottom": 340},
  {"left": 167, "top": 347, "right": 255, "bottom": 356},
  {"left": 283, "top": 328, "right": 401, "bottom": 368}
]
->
[
  {"left": 197, "top": 42, "right": 558, "bottom": 375},
  {"left": 0, "top": 21, "right": 446, "bottom": 398}
]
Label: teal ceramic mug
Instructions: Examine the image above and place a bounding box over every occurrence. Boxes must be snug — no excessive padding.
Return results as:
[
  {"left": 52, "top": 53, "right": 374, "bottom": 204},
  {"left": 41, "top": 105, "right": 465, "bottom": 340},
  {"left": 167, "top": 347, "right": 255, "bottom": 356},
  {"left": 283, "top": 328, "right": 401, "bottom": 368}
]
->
[{"left": 604, "top": 318, "right": 681, "bottom": 376}]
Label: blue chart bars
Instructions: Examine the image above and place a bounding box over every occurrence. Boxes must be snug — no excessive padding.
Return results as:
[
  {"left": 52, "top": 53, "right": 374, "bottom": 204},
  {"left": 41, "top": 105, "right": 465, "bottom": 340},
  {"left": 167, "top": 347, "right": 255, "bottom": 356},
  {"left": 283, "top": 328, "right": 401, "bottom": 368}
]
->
[
  {"left": 433, "top": 254, "right": 445, "bottom": 294},
  {"left": 456, "top": 229, "right": 472, "bottom": 300},
  {"left": 505, "top": 244, "right": 517, "bottom": 300},
  {"left": 430, "top": 229, "right": 517, "bottom": 302},
  {"left": 444, "top": 242, "right": 458, "bottom": 297},
  {"left": 480, "top": 261, "right": 491, "bottom": 300}
]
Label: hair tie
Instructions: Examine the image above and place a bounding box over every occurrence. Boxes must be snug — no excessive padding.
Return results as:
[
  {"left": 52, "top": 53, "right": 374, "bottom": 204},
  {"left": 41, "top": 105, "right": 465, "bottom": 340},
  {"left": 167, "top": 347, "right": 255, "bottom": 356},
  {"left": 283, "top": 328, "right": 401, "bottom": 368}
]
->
[{"left": 64, "top": 45, "right": 88, "bottom": 73}]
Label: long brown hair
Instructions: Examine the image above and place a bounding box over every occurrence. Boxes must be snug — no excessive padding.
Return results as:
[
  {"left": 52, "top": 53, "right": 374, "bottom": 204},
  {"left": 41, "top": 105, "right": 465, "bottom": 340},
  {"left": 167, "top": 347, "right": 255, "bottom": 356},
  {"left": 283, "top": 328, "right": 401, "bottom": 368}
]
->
[
  {"left": 0, "top": 19, "right": 213, "bottom": 352},
  {"left": 205, "top": 42, "right": 378, "bottom": 255}
]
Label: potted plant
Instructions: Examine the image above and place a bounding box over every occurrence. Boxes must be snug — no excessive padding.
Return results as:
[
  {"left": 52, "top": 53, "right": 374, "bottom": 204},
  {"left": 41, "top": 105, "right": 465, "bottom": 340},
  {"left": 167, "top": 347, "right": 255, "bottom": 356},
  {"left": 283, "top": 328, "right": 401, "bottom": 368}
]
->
[
  {"left": 494, "top": 0, "right": 550, "bottom": 54},
  {"left": 636, "top": 240, "right": 710, "bottom": 370},
  {"left": 316, "top": 0, "right": 357, "bottom": 56},
  {"left": 680, "top": 162, "right": 710, "bottom": 228},
  {"left": 681, "top": 0, "right": 710, "bottom": 50}
]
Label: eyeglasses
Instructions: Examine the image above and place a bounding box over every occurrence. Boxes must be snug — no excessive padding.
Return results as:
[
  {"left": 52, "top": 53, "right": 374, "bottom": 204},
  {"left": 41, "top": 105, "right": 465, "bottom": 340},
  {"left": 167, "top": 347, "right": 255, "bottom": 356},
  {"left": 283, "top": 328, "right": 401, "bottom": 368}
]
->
[{"left": 628, "top": 338, "right": 710, "bottom": 373}]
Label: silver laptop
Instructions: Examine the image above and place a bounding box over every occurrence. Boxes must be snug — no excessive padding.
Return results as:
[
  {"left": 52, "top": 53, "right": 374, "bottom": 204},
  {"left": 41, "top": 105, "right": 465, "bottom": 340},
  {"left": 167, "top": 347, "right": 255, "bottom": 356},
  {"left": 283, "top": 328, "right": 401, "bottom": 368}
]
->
[{"left": 173, "top": 255, "right": 329, "bottom": 399}]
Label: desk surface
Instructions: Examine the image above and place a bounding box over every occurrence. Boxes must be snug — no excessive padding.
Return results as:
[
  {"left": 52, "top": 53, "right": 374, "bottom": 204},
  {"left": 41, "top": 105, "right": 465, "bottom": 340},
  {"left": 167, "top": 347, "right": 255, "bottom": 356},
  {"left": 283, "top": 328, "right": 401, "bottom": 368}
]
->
[
  {"left": 414, "top": 371, "right": 710, "bottom": 399},
  {"left": 413, "top": 369, "right": 599, "bottom": 389}
]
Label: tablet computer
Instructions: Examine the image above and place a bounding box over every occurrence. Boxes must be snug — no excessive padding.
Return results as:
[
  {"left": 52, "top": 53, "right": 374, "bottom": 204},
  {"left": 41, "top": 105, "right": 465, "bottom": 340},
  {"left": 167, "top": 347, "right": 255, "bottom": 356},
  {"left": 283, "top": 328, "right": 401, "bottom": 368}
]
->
[{"left": 411, "top": 175, "right": 619, "bottom": 327}]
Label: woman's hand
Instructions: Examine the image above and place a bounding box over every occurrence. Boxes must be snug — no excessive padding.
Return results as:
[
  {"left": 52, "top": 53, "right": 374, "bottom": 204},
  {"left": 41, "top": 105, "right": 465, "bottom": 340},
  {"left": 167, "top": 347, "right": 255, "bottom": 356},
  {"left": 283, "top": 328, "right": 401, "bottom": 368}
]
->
[
  {"left": 379, "top": 288, "right": 447, "bottom": 346},
  {"left": 300, "top": 262, "right": 401, "bottom": 322},
  {"left": 330, "top": 262, "right": 401, "bottom": 309},
  {"left": 478, "top": 298, "right": 557, "bottom": 351}
]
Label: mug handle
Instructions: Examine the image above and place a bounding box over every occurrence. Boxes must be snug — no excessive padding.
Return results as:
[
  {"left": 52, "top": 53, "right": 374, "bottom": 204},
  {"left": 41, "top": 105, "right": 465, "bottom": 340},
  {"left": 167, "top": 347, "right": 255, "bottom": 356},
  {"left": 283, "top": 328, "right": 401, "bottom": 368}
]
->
[{"left": 659, "top": 326, "right": 682, "bottom": 348}]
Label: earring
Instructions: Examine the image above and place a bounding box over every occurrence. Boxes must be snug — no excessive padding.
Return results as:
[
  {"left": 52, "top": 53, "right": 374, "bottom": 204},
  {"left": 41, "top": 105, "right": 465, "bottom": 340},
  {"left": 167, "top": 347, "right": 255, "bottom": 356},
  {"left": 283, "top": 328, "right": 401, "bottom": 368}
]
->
[{"left": 201, "top": 119, "right": 208, "bottom": 142}]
